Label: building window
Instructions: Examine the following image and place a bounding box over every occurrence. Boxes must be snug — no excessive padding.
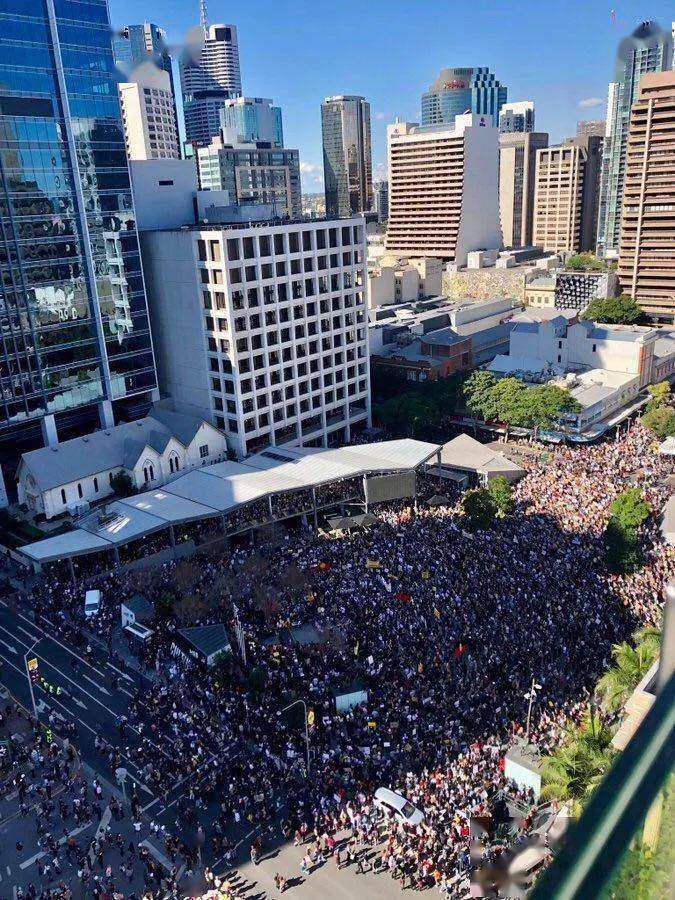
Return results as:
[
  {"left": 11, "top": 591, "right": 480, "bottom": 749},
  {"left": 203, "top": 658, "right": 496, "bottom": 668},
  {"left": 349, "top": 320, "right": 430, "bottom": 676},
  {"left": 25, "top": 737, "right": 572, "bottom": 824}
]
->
[
  {"left": 592, "top": 344, "right": 597, "bottom": 352},
  {"left": 93, "top": 477, "right": 98, "bottom": 493},
  {"left": 61, "top": 488, "right": 66, "bottom": 504},
  {"left": 199, "top": 444, "right": 209, "bottom": 459}
]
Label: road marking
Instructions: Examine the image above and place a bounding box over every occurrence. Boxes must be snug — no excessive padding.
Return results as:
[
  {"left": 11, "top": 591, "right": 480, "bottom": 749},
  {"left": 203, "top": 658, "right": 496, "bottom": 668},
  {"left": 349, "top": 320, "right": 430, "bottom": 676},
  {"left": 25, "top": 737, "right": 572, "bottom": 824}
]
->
[
  {"left": 139, "top": 839, "right": 173, "bottom": 872},
  {"left": 80, "top": 671, "right": 110, "bottom": 695},
  {"left": 20, "top": 820, "right": 93, "bottom": 869},
  {"left": 16, "top": 624, "right": 41, "bottom": 643},
  {"left": 0, "top": 637, "right": 17, "bottom": 654},
  {"left": 142, "top": 797, "right": 160, "bottom": 812},
  {"left": 125, "top": 771, "right": 153, "bottom": 796},
  {"left": 106, "top": 662, "right": 134, "bottom": 682}
]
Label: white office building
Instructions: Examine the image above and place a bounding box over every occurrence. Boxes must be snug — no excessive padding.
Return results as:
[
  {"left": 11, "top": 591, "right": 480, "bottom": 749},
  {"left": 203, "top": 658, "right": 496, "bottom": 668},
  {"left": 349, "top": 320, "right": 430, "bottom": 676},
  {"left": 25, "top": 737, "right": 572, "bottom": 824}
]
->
[
  {"left": 119, "top": 63, "right": 180, "bottom": 160},
  {"left": 141, "top": 217, "right": 371, "bottom": 458}
]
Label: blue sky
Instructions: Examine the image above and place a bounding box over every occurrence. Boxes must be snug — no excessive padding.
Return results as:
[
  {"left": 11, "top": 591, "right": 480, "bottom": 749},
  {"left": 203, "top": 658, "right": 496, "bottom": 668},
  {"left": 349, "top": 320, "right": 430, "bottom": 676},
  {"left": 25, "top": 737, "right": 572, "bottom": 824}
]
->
[{"left": 110, "top": 0, "right": 674, "bottom": 192}]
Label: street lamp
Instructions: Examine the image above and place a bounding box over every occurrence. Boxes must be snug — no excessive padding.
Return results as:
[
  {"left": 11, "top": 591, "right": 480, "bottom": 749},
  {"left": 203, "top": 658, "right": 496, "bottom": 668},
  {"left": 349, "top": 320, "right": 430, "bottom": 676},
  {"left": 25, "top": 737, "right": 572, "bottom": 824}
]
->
[
  {"left": 23, "top": 638, "right": 40, "bottom": 721},
  {"left": 524, "top": 677, "right": 543, "bottom": 743},
  {"left": 280, "top": 699, "right": 311, "bottom": 777}
]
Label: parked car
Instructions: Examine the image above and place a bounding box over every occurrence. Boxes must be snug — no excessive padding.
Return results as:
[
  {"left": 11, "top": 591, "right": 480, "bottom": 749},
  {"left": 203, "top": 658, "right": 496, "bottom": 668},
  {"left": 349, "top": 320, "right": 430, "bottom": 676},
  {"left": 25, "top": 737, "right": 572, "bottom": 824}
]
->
[{"left": 373, "top": 787, "right": 424, "bottom": 825}]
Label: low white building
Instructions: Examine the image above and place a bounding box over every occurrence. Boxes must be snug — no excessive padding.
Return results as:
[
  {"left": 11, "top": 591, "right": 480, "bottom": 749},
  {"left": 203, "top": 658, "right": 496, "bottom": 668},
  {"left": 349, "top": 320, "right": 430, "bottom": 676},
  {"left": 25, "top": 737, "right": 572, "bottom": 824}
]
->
[
  {"left": 488, "top": 318, "right": 675, "bottom": 435},
  {"left": 17, "top": 406, "right": 228, "bottom": 520},
  {"left": 367, "top": 257, "right": 443, "bottom": 308}
]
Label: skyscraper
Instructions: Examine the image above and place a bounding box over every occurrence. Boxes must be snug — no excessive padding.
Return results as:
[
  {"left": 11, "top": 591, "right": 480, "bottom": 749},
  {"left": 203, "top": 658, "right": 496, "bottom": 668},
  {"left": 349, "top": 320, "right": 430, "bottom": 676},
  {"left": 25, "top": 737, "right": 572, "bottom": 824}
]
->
[
  {"left": 618, "top": 72, "right": 675, "bottom": 321},
  {"left": 321, "top": 96, "right": 373, "bottom": 218},
  {"left": 219, "top": 97, "right": 284, "bottom": 147},
  {"left": 421, "top": 67, "right": 507, "bottom": 129},
  {"left": 114, "top": 22, "right": 179, "bottom": 149},
  {"left": 534, "top": 135, "right": 604, "bottom": 254},
  {"left": 0, "top": 1, "right": 158, "bottom": 460},
  {"left": 596, "top": 21, "right": 673, "bottom": 258},
  {"left": 499, "top": 131, "right": 549, "bottom": 248},
  {"left": 499, "top": 101, "right": 535, "bottom": 133},
  {"left": 180, "top": 24, "right": 243, "bottom": 148}
]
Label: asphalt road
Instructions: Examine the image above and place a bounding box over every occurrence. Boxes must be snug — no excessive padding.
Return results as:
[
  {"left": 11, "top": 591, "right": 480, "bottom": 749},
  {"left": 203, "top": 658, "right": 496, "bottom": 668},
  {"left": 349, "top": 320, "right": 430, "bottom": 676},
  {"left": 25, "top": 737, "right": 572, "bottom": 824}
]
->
[{"left": 0, "top": 595, "right": 153, "bottom": 802}]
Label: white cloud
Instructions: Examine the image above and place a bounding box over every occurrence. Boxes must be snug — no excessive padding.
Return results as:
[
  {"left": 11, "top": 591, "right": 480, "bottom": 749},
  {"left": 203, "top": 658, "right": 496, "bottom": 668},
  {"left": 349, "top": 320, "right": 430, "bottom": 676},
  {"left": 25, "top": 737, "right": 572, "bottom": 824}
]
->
[
  {"left": 300, "top": 161, "right": 324, "bottom": 189},
  {"left": 578, "top": 97, "right": 604, "bottom": 109},
  {"left": 374, "top": 111, "right": 389, "bottom": 121}
]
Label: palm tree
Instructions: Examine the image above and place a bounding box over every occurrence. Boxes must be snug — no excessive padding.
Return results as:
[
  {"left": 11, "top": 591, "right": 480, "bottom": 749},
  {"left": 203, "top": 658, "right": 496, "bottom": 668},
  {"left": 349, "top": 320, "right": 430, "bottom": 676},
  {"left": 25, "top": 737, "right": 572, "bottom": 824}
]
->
[
  {"left": 633, "top": 625, "right": 662, "bottom": 659},
  {"left": 597, "top": 638, "right": 659, "bottom": 712},
  {"left": 541, "top": 709, "right": 615, "bottom": 815}
]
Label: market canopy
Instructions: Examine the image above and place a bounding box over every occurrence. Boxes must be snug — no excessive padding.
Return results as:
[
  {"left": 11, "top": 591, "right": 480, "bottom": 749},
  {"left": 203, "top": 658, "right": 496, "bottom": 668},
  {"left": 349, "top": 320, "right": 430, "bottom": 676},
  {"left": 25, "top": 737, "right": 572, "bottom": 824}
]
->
[{"left": 19, "top": 438, "right": 440, "bottom": 564}]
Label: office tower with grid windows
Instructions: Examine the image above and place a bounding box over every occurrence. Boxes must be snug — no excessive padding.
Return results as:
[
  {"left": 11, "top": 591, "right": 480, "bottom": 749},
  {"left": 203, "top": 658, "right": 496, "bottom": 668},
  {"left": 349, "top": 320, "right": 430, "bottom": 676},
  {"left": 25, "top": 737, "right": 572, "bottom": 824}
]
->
[
  {"left": 596, "top": 20, "right": 673, "bottom": 258},
  {"left": 321, "top": 96, "right": 373, "bottom": 219},
  {"left": 533, "top": 134, "right": 604, "bottom": 254},
  {"left": 499, "top": 131, "right": 549, "bottom": 248},
  {"left": 0, "top": 0, "right": 158, "bottom": 466},
  {"left": 119, "top": 64, "right": 180, "bottom": 160},
  {"left": 618, "top": 72, "right": 675, "bottom": 322},
  {"left": 180, "top": 23, "right": 243, "bottom": 148},
  {"left": 141, "top": 217, "right": 371, "bottom": 458}
]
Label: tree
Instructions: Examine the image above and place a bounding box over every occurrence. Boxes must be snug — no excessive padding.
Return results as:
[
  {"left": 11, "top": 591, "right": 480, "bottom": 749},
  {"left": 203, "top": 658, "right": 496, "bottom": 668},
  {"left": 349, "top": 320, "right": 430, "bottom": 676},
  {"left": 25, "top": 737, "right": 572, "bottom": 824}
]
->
[
  {"left": 487, "top": 476, "right": 513, "bottom": 518},
  {"left": 463, "top": 370, "right": 499, "bottom": 419},
  {"left": 566, "top": 252, "right": 605, "bottom": 272},
  {"left": 541, "top": 709, "right": 615, "bottom": 815},
  {"left": 597, "top": 638, "right": 659, "bottom": 712},
  {"left": 646, "top": 381, "right": 671, "bottom": 411},
  {"left": 609, "top": 489, "right": 651, "bottom": 533},
  {"left": 110, "top": 470, "right": 135, "bottom": 497},
  {"left": 462, "top": 488, "right": 496, "bottom": 530},
  {"left": 582, "top": 295, "right": 645, "bottom": 325},
  {"left": 247, "top": 666, "right": 267, "bottom": 698},
  {"left": 642, "top": 405, "right": 675, "bottom": 440}
]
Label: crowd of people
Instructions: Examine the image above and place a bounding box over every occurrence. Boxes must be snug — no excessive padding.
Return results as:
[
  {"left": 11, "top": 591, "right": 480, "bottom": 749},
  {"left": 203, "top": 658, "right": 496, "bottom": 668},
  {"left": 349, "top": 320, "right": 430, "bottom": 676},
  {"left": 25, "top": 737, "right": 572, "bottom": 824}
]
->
[{"left": 25, "top": 422, "right": 674, "bottom": 895}]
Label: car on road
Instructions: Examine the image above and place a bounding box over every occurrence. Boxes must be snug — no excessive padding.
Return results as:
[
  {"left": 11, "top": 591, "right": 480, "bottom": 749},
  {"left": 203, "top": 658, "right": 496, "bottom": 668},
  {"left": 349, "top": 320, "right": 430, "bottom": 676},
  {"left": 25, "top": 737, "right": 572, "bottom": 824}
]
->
[
  {"left": 84, "top": 589, "right": 101, "bottom": 618},
  {"left": 373, "top": 787, "right": 425, "bottom": 825}
]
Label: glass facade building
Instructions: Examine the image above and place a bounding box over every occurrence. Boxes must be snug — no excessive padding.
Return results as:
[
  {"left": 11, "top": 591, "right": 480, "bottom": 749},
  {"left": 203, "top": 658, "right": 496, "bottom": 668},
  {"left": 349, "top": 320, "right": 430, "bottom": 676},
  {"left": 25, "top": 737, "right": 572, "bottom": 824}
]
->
[
  {"left": 422, "top": 67, "right": 507, "bottom": 128},
  {"left": 321, "top": 95, "right": 373, "bottom": 219},
  {"left": 0, "top": 0, "right": 157, "bottom": 447},
  {"left": 596, "top": 21, "right": 673, "bottom": 258},
  {"left": 219, "top": 97, "right": 284, "bottom": 148},
  {"left": 196, "top": 144, "right": 301, "bottom": 218}
]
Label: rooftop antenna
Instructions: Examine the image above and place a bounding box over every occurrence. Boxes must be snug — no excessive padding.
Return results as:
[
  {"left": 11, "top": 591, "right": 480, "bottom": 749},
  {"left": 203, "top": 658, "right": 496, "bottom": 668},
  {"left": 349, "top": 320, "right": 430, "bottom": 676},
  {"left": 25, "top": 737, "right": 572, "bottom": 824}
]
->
[{"left": 199, "top": 0, "right": 208, "bottom": 33}]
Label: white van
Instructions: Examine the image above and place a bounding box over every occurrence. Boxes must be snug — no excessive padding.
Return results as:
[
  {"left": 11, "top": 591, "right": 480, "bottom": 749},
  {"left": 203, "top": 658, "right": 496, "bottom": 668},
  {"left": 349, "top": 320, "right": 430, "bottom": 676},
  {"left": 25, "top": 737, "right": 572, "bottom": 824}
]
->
[
  {"left": 84, "top": 590, "right": 100, "bottom": 618},
  {"left": 373, "top": 787, "right": 424, "bottom": 825}
]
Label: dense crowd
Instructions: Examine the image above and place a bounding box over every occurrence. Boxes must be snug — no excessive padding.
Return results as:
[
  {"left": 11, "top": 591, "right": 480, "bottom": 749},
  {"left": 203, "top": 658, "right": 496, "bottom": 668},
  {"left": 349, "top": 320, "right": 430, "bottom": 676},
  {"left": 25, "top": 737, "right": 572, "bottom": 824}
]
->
[{"left": 27, "top": 423, "right": 674, "bottom": 894}]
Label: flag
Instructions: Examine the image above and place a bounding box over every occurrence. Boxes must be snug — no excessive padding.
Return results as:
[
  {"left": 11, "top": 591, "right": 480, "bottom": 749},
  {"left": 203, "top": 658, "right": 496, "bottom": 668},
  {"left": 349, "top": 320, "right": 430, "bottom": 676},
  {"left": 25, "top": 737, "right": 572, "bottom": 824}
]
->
[
  {"left": 454, "top": 643, "right": 467, "bottom": 659},
  {"left": 433, "top": 607, "right": 441, "bottom": 620},
  {"left": 394, "top": 592, "right": 411, "bottom": 603}
]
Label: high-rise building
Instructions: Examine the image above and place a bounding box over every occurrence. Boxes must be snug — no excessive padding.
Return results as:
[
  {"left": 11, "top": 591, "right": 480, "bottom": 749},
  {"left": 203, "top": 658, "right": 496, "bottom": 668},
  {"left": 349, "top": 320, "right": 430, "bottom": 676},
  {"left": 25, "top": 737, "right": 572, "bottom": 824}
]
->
[
  {"left": 421, "top": 67, "right": 507, "bottom": 129},
  {"left": 618, "top": 72, "right": 675, "bottom": 321},
  {"left": 180, "top": 24, "right": 243, "bottom": 147},
  {"left": 321, "top": 96, "right": 373, "bottom": 218},
  {"left": 533, "top": 135, "right": 604, "bottom": 254},
  {"left": 577, "top": 120, "right": 606, "bottom": 137},
  {"left": 596, "top": 21, "right": 673, "bottom": 258},
  {"left": 385, "top": 115, "right": 502, "bottom": 264},
  {"left": 0, "top": 0, "right": 158, "bottom": 461},
  {"left": 219, "top": 97, "right": 284, "bottom": 147},
  {"left": 141, "top": 216, "right": 370, "bottom": 457},
  {"left": 499, "top": 101, "right": 535, "bottom": 133},
  {"left": 373, "top": 181, "right": 389, "bottom": 223},
  {"left": 196, "top": 138, "right": 301, "bottom": 218},
  {"left": 119, "top": 64, "right": 181, "bottom": 160},
  {"left": 499, "top": 131, "right": 549, "bottom": 248}
]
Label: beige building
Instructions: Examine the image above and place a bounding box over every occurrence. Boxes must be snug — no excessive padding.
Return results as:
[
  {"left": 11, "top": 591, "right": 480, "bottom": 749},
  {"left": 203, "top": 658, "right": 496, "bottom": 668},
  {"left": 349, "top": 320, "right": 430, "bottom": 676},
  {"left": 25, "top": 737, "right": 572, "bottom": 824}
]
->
[
  {"left": 119, "top": 63, "right": 180, "bottom": 161},
  {"left": 368, "top": 256, "right": 443, "bottom": 308},
  {"left": 499, "top": 132, "right": 549, "bottom": 248},
  {"left": 385, "top": 114, "right": 502, "bottom": 264},
  {"left": 533, "top": 134, "right": 603, "bottom": 253},
  {"left": 618, "top": 71, "right": 675, "bottom": 322}
]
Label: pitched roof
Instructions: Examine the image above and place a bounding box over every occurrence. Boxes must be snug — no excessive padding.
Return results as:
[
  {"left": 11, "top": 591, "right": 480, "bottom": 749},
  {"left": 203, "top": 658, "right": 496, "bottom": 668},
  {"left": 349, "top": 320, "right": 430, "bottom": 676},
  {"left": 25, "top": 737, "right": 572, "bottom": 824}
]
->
[
  {"left": 439, "top": 434, "right": 526, "bottom": 477},
  {"left": 179, "top": 624, "right": 231, "bottom": 658},
  {"left": 19, "top": 407, "right": 213, "bottom": 493}
]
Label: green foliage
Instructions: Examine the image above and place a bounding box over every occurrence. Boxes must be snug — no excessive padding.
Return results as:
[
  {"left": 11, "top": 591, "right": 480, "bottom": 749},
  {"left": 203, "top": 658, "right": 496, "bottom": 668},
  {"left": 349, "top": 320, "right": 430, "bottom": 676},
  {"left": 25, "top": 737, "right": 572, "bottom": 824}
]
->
[
  {"left": 463, "top": 371, "right": 581, "bottom": 428},
  {"left": 110, "top": 470, "right": 135, "bottom": 497},
  {"left": 597, "top": 638, "right": 659, "bottom": 712},
  {"left": 582, "top": 295, "right": 645, "bottom": 325},
  {"left": 642, "top": 405, "right": 675, "bottom": 440},
  {"left": 604, "top": 489, "right": 650, "bottom": 574},
  {"left": 646, "top": 381, "right": 671, "bottom": 410},
  {"left": 541, "top": 708, "right": 615, "bottom": 815},
  {"left": 154, "top": 591, "right": 175, "bottom": 618},
  {"left": 566, "top": 252, "right": 606, "bottom": 272},
  {"left": 487, "top": 476, "right": 513, "bottom": 518},
  {"left": 247, "top": 665, "right": 267, "bottom": 697},
  {"left": 373, "top": 373, "right": 464, "bottom": 438},
  {"left": 462, "top": 488, "right": 496, "bottom": 530},
  {"left": 609, "top": 489, "right": 651, "bottom": 533}
]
